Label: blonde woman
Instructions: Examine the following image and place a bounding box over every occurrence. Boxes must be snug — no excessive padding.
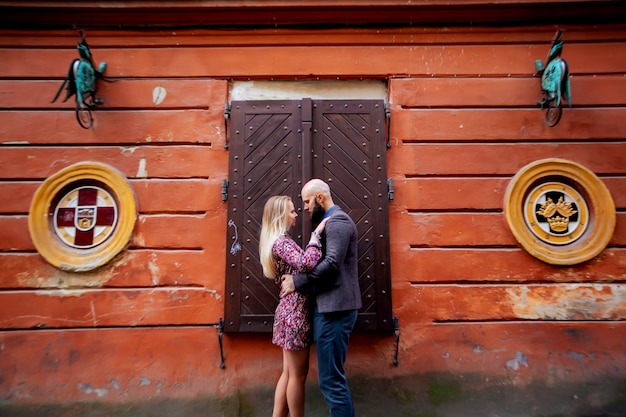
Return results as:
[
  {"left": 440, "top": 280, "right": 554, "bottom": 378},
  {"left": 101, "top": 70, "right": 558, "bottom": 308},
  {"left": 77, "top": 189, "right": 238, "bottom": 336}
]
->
[{"left": 259, "top": 195, "right": 328, "bottom": 417}]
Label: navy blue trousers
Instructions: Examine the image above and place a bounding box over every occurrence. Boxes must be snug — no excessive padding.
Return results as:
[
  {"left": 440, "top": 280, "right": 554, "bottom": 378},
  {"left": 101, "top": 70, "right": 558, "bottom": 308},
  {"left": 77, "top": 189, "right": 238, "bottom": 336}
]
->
[{"left": 313, "top": 307, "right": 358, "bottom": 417}]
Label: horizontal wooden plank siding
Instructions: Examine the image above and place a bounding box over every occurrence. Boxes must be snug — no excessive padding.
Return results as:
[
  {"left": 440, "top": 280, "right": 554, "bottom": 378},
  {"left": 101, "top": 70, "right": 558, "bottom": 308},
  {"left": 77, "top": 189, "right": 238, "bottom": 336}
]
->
[
  {"left": 391, "top": 75, "right": 626, "bottom": 107},
  {"left": 393, "top": 177, "right": 626, "bottom": 210},
  {"left": 0, "top": 214, "right": 226, "bottom": 251},
  {"left": 0, "top": 287, "right": 222, "bottom": 329},
  {"left": 3, "top": 26, "right": 626, "bottom": 48},
  {"left": 391, "top": 248, "right": 626, "bottom": 283},
  {"left": 400, "top": 283, "right": 626, "bottom": 322},
  {"left": 390, "top": 109, "right": 626, "bottom": 141},
  {"left": 0, "top": 327, "right": 227, "bottom": 401},
  {"left": 0, "top": 79, "right": 222, "bottom": 109},
  {"left": 2, "top": 42, "right": 626, "bottom": 78},
  {"left": 0, "top": 20, "right": 625, "bottom": 403},
  {"left": 390, "top": 212, "right": 626, "bottom": 247},
  {"left": 388, "top": 143, "right": 626, "bottom": 176},
  {"left": 2, "top": 322, "right": 625, "bottom": 401},
  {"left": 0, "top": 111, "right": 220, "bottom": 144},
  {"left": 382, "top": 24, "right": 626, "bottom": 402},
  {"left": 353, "top": 321, "right": 626, "bottom": 378},
  {"left": 0, "top": 251, "right": 223, "bottom": 289},
  {"left": 0, "top": 179, "right": 222, "bottom": 214},
  {"left": 0, "top": 146, "right": 227, "bottom": 179}
]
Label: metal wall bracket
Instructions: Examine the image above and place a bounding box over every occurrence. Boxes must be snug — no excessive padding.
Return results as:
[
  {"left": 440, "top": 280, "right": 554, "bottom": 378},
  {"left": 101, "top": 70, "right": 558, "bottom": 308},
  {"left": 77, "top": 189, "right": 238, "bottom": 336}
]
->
[
  {"left": 218, "top": 317, "right": 225, "bottom": 369},
  {"left": 393, "top": 316, "right": 400, "bottom": 366},
  {"left": 387, "top": 178, "right": 394, "bottom": 201}
]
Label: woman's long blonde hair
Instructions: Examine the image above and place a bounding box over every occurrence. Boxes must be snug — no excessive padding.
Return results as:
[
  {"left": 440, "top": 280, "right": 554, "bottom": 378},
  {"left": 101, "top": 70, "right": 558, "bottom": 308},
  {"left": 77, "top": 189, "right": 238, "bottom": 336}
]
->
[{"left": 259, "top": 195, "right": 293, "bottom": 279}]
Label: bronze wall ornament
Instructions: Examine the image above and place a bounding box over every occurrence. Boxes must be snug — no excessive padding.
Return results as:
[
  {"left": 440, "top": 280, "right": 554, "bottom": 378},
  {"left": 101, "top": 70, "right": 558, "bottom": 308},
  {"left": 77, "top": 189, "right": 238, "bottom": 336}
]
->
[
  {"left": 51, "top": 29, "right": 107, "bottom": 129},
  {"left": 535, "top": 29, "right": 572, "bottom": 127}
]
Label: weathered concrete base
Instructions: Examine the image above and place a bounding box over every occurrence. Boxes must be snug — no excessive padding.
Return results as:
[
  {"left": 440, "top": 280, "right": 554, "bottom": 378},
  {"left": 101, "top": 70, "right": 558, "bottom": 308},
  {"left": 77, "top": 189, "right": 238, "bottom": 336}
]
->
[{"left": 2, "top": 374, "right": 625, "bottom": 417}]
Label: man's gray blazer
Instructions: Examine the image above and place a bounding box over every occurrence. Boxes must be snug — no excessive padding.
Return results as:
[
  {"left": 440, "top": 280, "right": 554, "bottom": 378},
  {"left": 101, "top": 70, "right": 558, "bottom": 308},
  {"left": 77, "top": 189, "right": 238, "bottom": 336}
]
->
[{"left": 293, "top": 206, "right": 362, "bottom": 313}]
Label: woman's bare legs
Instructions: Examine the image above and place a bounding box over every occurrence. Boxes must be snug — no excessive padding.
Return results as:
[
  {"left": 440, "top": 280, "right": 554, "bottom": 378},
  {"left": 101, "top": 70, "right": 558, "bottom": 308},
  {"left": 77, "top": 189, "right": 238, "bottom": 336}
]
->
[
  {"left": 272, "top": 348, "right": 310, "bottom": 417},
  {"left": 272, "top": 352, "right": 289, "bottom": 417},
  {"left": 284, "top": 348, "right": 310, "bottom": 417}
]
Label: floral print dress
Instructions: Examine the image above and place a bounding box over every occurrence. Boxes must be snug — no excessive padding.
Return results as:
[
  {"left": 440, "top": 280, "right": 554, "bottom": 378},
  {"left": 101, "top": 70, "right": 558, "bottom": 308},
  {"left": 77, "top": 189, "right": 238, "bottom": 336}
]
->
[{"left": 271, "top": 234, "right": 322, "bottom": 351}]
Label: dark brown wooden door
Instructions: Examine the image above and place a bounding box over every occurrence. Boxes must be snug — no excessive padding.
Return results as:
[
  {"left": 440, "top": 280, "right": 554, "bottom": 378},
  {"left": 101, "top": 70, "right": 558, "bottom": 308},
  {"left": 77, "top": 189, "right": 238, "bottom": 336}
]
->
[{"left": 224, "top": 98, "right": 391, "bottom": 333}]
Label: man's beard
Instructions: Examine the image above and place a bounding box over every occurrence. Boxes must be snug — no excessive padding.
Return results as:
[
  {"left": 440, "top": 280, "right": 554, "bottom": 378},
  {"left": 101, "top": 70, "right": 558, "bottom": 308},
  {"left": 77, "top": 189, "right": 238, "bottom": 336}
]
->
[{"left": 311, "top": 200, "right": 325, "bottom": 225}]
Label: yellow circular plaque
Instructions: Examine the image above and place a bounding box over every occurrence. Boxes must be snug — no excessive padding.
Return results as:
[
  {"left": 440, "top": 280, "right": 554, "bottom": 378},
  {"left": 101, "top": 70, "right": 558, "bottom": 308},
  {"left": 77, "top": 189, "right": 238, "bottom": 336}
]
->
[
  {"left": 29, "top": 162, "right": 137, "bottom": 272},
  {"left": 504, "top": 158, "right": 615, "bottom": 265}
]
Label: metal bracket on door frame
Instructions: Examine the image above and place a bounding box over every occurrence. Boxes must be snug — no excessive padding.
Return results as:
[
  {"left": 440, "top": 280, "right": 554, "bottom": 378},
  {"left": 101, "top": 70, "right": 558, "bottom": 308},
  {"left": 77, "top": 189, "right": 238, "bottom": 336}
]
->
[
  {"left": 221, "top": 179, "right": 229, "bottom": 202},
  {"left": 224, "top": 102, "right": 231, "bottom": 149}
]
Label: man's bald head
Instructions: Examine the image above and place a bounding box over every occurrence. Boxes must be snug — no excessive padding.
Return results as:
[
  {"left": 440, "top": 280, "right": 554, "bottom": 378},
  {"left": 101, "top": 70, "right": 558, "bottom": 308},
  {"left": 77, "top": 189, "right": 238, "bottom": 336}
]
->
[
  {"left": 302, "top": 179, "right": 330, "bottom": 197},
  {"left": 301, "top": 179, "right": 334, "bottom": 215}
]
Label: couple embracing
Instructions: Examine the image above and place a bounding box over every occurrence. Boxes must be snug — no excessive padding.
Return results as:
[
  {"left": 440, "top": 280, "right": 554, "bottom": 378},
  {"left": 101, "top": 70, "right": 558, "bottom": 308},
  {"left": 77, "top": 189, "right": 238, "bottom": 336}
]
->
[{"left": 259, "top": 179, "right": 362, "bottom": 417}]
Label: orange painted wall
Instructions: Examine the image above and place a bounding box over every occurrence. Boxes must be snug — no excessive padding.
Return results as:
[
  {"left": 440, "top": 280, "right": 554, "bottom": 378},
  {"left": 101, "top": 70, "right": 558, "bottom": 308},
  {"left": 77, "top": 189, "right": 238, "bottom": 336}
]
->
[{"left": 0, "top": 23, "right": 625, "bottom": 402}]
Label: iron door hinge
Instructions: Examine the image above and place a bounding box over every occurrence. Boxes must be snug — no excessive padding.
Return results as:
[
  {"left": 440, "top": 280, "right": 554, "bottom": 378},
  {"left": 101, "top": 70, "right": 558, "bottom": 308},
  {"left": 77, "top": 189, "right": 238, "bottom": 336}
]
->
[
  {"left": 222, "top": 179, "right": 229, "bottom": 202},
  {"left": 384, "top": 102, "right": 391, "bottom": 148}
]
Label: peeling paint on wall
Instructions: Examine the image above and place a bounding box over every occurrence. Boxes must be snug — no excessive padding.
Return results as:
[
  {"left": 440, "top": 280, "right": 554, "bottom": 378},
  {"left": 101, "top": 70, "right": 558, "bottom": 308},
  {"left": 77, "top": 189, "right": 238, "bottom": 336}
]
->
[
  {"left": 136, "top": 158, "right": 148, "bottom": 178},
  {"left": 507, "top": 284, "right": 626, "bottom": 320},
  {"left": 77, "top": 382, "right": 109, "bottom": 398},
  {"left": 147, "top": 252, "right": 162, "bottom": 286},
  {"left": 506, "top": 351, "right": 529, "bottom": 371}
]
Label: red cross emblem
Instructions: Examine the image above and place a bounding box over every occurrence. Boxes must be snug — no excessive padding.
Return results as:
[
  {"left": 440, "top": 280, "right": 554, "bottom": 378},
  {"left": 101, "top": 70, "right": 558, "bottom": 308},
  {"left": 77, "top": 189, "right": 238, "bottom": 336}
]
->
[{"left": 53, "top": 186, "right": 118, "bottom": 248}]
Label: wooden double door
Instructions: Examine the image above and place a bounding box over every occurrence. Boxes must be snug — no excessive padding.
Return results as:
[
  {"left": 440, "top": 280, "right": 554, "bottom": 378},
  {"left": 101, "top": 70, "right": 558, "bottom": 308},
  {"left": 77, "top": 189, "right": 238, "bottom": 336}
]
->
[{"left": 224, "top": 98, "right": 392, "bottom": 333}]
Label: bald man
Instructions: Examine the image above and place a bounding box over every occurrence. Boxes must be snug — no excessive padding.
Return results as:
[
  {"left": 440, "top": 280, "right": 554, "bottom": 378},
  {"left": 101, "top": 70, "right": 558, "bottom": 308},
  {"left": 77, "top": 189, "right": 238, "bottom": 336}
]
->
[{"left": 281, "top": 179, "right": 361, "bottom": 417}]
